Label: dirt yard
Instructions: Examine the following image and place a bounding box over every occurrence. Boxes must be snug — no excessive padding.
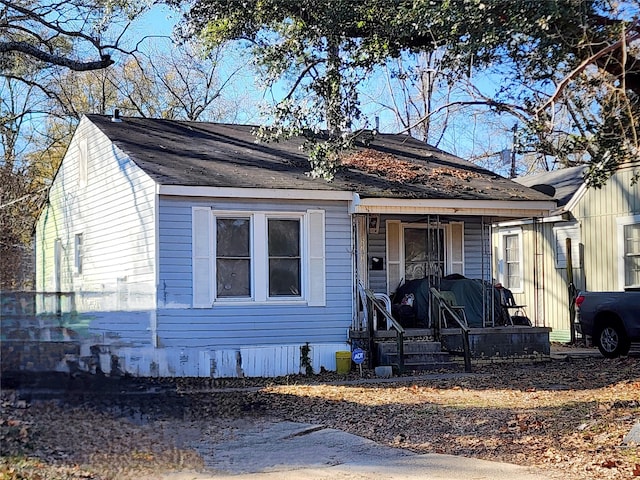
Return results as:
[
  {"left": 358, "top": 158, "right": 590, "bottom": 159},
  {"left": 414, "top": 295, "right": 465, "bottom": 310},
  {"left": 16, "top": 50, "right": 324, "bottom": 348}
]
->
[{"left": 1, "top": 351, "right": 639, "bottom": 480}]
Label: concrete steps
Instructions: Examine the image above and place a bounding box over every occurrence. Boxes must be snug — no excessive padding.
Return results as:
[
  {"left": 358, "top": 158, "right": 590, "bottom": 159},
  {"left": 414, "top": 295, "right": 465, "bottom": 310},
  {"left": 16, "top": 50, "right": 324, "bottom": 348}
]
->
[{"left": 376, "top": 340, "right": 459, "bottom": 372}]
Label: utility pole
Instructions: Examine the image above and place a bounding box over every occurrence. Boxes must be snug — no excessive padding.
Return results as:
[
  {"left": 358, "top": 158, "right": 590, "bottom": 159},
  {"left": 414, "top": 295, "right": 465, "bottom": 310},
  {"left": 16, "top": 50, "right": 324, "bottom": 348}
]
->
[{"left": 510, "top": 123, "right": 518, "bottom": 178}]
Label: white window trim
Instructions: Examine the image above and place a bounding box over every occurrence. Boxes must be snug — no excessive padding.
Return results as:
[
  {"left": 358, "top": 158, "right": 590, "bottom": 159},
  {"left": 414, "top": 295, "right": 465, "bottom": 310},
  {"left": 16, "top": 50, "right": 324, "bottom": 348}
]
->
[
  {"left": 448, "top": 221, "right": 465, "bottom": 276},
  {"left": 617, "top": 214, "right": 640, "bottom": 290},
  {"left": 212, "top": 210, "right": 308, "bottom": 305},
  {"left": 498, "top": 227, "right": 524, "bottom": 293},
  {"left": 386, "top": 221, "right": 465, "bottom": 291}
]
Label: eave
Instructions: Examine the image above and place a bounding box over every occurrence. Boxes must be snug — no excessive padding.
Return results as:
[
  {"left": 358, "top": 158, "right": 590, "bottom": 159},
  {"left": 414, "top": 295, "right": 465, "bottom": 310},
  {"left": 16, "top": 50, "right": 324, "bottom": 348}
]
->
[
  {"left": 158, "top": 185, "right": 354, "bottom": 201},
  {"left": 350, "top": 197, "right": 556, "bottom": 218},
  {"left": 158, "top": 185, "right": 555, "bottom": 218}
]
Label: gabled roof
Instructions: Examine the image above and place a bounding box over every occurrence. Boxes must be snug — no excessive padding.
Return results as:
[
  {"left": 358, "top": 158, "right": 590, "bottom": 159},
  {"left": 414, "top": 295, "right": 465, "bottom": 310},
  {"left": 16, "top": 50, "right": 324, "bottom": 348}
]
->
[
  {"left": 86, "top": 114, "right": 552, "bottom": 203},
  {"left": 514, "top": 165, "right": 587, "bottom": 208}
]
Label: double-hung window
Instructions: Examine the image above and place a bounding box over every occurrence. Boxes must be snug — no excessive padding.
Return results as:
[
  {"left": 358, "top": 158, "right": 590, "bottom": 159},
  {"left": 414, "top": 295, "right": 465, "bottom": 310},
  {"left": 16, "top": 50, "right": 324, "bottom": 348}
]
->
[
  {"left": 618, "top": 215, "right": 640, "bottom": 289},
  {"left": 499, "top": 228, "right": 523, "bottom": 291},
  {"left": 268, "top": 219, "right": 301, "bottom": 296},
  {"left": 216, "top": 217, "right": 251, "bottom": 298},
  {"left": 192, "top": 208, "right": 325, "bottom": 307}
]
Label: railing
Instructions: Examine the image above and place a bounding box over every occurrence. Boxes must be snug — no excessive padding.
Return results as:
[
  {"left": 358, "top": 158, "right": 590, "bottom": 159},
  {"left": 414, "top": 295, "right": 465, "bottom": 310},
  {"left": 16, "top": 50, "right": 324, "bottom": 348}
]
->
[
  {"left": 430, "top": 287, "right": 472, "bottom": 373},
  {"left": 360, "top": 287, "right": 405, "bottom": 373}
]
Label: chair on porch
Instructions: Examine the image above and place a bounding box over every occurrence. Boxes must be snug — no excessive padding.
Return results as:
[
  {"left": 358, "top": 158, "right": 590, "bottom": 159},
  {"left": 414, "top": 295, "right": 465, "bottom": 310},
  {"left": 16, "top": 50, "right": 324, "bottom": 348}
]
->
[
  {"left": 498, "top": 286, "right": 531, "bottom": 326},
  {"left": 431, "top": 288, "right": 468, "bottom": 329}
]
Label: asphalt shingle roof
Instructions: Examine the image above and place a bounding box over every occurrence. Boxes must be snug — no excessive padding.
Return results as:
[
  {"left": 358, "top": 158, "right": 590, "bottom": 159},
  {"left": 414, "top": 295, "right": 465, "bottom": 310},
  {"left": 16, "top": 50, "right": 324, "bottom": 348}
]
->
[
  {"left": 87, "top": 114, "right": 552, "bottom": 202},
  {"left": 515, "top": 165, "right": 587, "bottom": 207}
]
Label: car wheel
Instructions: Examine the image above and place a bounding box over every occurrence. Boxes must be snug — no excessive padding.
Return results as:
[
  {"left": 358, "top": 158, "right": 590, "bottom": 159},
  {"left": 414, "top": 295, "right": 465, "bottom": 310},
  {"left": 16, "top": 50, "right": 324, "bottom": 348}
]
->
[{"left": 596, "top": 321, "right": 631, "bottom": 358}]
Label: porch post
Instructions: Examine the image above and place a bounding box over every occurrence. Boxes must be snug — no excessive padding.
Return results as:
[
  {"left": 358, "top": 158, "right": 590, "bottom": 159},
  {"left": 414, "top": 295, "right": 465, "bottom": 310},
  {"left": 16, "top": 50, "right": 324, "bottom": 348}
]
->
[{"left": 355, "top": 215, "right": 369, "bottom": 288}]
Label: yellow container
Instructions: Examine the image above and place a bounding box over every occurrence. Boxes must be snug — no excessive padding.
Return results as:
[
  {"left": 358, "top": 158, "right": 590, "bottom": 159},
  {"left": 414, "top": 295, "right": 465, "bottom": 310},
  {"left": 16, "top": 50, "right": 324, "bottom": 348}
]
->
[{"left": 335, "top": 351, "right": 352, "bottom": 374}]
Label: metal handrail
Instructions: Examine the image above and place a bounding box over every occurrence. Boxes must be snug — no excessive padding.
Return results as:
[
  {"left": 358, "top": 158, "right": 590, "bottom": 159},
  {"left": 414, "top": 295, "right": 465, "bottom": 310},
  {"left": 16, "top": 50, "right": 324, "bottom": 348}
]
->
[
  {"left": 430, "top": 287, "right": 472, "bottom": 372},
  {"left": 363, "top": 289, "right": 405, "bottom": 373}
]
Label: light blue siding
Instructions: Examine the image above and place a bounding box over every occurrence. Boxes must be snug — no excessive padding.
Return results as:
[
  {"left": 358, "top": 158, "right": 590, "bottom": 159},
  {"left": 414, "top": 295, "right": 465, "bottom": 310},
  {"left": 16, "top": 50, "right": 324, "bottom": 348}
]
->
[{"left": 157, "top": 197, "right": 354, "bottom": 349}]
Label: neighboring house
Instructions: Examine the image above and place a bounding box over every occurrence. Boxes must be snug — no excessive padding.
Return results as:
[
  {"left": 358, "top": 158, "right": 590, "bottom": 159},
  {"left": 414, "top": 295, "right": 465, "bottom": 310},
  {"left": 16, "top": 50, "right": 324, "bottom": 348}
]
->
[
  {"left": 31, "top": 113, "right": 555, "bottom": 378},
  {"left": 494, "top": 163, "right": 640, "bottom": 342}
]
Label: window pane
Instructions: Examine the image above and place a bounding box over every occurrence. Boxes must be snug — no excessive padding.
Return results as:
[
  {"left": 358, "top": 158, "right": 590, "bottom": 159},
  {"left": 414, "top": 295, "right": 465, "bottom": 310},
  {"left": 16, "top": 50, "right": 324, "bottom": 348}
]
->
[
  {"left": 625, "top": 224, "right": 640, "bottom": 255},
  {"left": 217, "top": 259, "right": 250, "bottom": 297},
  {"left": 216, "top": 218, "right": 250, "bottom": 298},
  {"left": 504, "top": 234, "right": 521, "bottom": 289},
  {"left": 625, "top": 224, "right": 640, "bottom": 286},
  {"left": 506, "top": 262, "right": 521, "bottom": 289},
  {"left": 505, "top": 235, "right": 519, "bottom": 262},
  {"left": 217, "top": 218, "right": 249, "bottom": 257},
  {"left": 268, "top": 219, "right": 300, "bottom": 296},
  {"left": 269, "top": 259, "right": 301, "bottom": 296},
  {"left": 268, "top": 219, "right": 300, "bottom": 256},
  {"left": 405, "top": 229, "right": 428, "bottom": 262},
  {"left": 625, "top": 256, "right": 640, "bottom": 287}
]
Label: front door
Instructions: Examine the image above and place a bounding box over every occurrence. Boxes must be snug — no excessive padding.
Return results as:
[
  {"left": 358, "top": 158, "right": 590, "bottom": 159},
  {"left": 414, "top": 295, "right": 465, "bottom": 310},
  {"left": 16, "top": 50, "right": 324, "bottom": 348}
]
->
[
  {"left": 386, "top": 220, "right": 464, "bottom": 295},
  {"left": 404, "top": 227, "right": 445, "bottom": 281}
]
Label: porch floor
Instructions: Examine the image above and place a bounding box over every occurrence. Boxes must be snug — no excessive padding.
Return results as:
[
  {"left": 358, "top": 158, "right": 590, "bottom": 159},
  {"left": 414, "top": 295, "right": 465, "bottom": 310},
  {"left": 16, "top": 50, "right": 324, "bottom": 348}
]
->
[{"left": 350, "top": 325, "right": 551, "bottom": 370}]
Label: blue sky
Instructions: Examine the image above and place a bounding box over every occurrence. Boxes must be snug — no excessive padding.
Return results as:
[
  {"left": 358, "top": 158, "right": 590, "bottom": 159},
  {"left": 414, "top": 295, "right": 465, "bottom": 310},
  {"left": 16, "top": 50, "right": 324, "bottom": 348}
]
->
[{"left": 120, "top": 5, "right": 518, "bottom": 175}]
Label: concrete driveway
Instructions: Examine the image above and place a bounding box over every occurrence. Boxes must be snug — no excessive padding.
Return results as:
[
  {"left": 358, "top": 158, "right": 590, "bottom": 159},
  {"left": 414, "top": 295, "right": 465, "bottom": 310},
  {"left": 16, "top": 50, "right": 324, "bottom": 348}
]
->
[{"left": 161, "top": 419, "right": 556, "bottom": 480}]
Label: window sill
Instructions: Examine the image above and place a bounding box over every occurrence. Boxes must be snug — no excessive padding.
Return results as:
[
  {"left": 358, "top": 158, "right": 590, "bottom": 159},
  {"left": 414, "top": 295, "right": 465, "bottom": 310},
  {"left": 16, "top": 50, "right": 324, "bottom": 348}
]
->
[{"left": 213, "top": 299, "right": 309, "bottom": 307}]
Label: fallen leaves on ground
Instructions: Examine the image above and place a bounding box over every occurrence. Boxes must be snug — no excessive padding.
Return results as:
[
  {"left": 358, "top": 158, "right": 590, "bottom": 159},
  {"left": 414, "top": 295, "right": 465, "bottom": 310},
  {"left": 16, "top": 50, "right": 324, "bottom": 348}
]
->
[{"left": 1, "top": 355, "right": 639, "bottom": 480}]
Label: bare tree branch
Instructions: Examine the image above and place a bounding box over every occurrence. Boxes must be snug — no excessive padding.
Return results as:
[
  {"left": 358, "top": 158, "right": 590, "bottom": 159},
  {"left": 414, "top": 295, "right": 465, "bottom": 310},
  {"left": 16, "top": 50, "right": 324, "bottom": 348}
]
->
[
  {"left": 398, "top": 99, "right": 528, "bottom": 136},
  {"left": 0, "top": 42, "right": 114, "bottom": 70},
  {"left": 537, "top": 21, "right": 640, "bottom": 115}
]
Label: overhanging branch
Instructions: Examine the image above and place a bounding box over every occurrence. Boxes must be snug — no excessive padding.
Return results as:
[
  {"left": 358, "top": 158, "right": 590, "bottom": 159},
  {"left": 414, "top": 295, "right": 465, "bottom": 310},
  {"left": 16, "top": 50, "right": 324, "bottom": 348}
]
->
[
  {"left": 538, "top": 21, "right": 640, "bottom": 114},
  {"left": 0, "top": 42, "right": 114, "bottom": 71}
]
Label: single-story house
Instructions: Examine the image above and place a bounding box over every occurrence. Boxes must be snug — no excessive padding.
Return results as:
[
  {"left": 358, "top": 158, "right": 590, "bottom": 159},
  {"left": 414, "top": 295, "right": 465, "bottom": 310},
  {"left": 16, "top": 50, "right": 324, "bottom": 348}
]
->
[
  {"left": 28, "top": 113, "right": 556, "bottom": 377},
  {"left": 494, "top": 162, "right": 640, "bottom": 342}
]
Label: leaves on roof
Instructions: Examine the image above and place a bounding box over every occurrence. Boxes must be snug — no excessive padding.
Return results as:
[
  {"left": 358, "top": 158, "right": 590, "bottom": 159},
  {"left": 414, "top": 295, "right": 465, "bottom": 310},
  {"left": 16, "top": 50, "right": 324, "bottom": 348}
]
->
[{"left": 341, "top": 149, "right": 481, "bottom": 184}]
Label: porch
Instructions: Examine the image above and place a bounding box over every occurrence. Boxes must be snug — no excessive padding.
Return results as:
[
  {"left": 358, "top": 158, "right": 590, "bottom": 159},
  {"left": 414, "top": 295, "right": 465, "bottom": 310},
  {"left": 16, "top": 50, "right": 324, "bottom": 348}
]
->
[{"left": 349, "top": 212, "right": 552, "bottom": 373}]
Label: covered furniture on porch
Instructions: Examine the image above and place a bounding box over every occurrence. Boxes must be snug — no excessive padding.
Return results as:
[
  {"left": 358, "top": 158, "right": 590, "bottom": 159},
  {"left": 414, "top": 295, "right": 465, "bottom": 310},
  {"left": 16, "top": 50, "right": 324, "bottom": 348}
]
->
[{"left": 386, "top": 275, "right": 511, "bottom": 330}]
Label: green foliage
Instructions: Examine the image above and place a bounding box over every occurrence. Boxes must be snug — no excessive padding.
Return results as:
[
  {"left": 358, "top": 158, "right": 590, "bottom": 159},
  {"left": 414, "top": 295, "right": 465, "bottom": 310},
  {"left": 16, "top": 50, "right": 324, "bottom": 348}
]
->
[
  {"left": 185, "top": 0, "right": 404, "bottom": 179},
  {"left": 183, "top": 0, "right": 640, "bottom": 182}
]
